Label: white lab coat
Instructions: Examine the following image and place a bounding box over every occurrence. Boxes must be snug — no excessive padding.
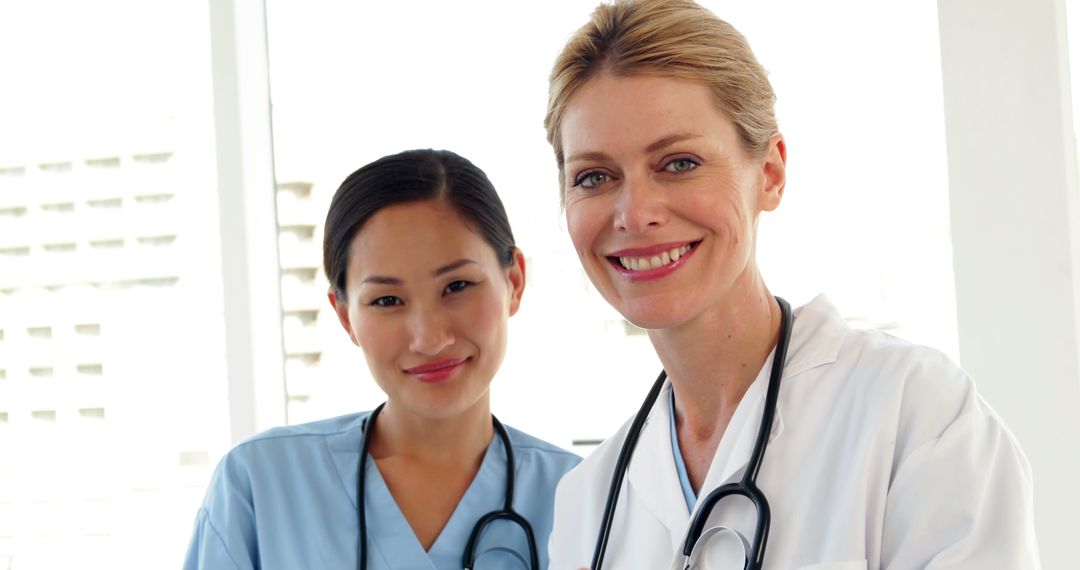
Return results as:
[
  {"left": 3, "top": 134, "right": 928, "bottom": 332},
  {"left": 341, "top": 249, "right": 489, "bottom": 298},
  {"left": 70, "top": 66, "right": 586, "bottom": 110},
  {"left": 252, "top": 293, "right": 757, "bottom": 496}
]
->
[{"left": 548, "top": 295, "right": 1039, "bottom": 569}]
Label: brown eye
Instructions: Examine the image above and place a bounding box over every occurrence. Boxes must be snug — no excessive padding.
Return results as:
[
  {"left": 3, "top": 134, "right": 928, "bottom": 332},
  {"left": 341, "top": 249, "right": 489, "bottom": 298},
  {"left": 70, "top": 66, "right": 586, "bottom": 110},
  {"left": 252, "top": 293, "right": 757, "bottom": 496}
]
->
[
  {"left": 370, "top": 296, "right": 402, "bottom": 307},
  {"left": 444, "top": 280, "right": 472, "bottom": 294}
]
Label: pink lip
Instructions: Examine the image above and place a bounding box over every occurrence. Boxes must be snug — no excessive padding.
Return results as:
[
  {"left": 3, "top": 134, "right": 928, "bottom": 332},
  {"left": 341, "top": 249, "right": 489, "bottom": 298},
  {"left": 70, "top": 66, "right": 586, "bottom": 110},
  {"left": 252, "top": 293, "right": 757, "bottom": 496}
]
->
[
  {"left": 404, "top": 358, "right": 467, "bottom": 384},
  {"left": 607, "top": 241, "right": 696, "bottom": 258},
  {"left": 606, "top": 240, "right": 699, "bottom": 282}
]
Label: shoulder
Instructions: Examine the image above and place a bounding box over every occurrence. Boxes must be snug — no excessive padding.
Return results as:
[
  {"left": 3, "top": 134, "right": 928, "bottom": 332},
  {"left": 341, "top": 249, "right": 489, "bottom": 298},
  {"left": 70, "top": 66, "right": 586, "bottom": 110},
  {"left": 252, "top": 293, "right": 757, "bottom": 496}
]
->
[
  {"left": 791, "top": 295, "right": 971, "bottom": 407},
  {"left": 554, "top": 413, "right": 634, "bottom": 503},
  {"left": 236, "top": 412, "right": 365, "bottom": 448},
  {"left": 504, "top": 424, "right": 583, "bottom": 475},
  {"left": 794, "top": 296, "right": 1015, "bottom": 466},
  {"left": 208, "top": 413, "right": 364, "bottom": 490}
]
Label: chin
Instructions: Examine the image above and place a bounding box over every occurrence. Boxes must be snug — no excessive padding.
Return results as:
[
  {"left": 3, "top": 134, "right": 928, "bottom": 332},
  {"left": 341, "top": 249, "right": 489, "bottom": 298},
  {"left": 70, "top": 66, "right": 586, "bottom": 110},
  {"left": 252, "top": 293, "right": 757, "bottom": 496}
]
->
[{"left": 613, "top": 296, "right": 698, "bottom": 331}]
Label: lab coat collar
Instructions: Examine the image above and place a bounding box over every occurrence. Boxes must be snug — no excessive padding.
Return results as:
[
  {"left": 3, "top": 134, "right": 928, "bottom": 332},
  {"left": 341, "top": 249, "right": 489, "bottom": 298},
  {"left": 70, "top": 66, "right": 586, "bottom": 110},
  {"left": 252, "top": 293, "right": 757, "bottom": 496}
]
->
[
  {"left": 781, "top": 294, "right": 847, "bottom": 380},
  {"left": 694, "top": 350, "right": 784, "bottom": 500},
  {"left": 626, "top": 295, "right": 848, "bottom": 551},
  {"left": 693, "top": 294, "right": 847, "bottom": 492},
  {"left": 627, "top": 381, "right": 696, "bottom": 555}
]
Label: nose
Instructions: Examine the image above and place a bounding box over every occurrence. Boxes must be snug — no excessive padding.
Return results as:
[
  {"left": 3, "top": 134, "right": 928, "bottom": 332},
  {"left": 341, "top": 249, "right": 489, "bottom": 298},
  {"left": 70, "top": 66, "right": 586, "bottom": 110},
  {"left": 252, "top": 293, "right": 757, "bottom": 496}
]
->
[
  {"left": 407, "top": 306, "right": 455, "bottom": 356},
  {"left": 613, "top": 173, "right": 666, "bottom": 233}
]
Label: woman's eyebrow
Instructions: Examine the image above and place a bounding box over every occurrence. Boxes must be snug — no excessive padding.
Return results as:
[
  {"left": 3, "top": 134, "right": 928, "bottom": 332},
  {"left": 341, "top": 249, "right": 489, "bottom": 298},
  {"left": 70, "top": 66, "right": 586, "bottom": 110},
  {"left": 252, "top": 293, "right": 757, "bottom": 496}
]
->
[
  {"left": 359, "top": 275, "right": 400, "bottom": 285},
  {"left": 645, "top": 132, "right": 702, "bottom": 153},
  {"left": 434, "top": 259, "right": 477, "bottom": 277},
  {"left": 565, "top": 132, "right": 703, "bottom": 165}
]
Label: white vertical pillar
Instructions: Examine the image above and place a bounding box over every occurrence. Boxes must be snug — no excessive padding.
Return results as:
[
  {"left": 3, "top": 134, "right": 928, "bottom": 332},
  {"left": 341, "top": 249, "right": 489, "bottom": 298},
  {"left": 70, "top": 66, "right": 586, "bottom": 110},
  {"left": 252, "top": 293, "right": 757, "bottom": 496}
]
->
[
  {"left": 938, "top": 0, "right": 1080, "bottom": 564},
  {"left": 207, "top": 0, "right": 286, "bottom": 442}
]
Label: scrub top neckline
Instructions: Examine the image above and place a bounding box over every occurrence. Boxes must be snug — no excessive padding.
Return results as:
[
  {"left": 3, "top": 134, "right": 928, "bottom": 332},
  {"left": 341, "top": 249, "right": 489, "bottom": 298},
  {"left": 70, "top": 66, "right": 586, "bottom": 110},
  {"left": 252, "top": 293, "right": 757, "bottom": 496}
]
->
[{"left": 362, "top": 430, "right": 506, "bottom": 567}]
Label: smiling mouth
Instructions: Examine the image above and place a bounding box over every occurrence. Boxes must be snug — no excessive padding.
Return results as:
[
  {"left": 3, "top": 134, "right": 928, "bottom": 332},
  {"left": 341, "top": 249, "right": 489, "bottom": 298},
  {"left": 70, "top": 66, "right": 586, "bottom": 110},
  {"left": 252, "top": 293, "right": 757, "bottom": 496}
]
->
[{"left": 609, "top": 241, "right": 699, "bottom": 272}]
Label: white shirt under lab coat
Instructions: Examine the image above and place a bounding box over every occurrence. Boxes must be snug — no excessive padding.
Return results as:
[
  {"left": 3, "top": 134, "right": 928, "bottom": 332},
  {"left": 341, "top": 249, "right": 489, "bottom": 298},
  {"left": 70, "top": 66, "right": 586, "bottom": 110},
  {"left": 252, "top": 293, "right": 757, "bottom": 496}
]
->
[{"left": 548, "top": 295, "right": 1039, "bottom": 570}]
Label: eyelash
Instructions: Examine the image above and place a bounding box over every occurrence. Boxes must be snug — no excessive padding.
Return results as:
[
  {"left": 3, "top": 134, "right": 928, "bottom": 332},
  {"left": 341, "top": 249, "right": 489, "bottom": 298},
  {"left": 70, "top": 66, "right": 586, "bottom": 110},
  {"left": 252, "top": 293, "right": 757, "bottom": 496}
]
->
[
  {"left": 573, "top": 170, "right": 611, "bottom": 190},
  {"left": 663, "top": 157, "right": 699, "bottom": 173},
  {"left": 370, "top": 296, "right": 401, "bottom": 308},
  {"left": 444, "top": 280, "right": 472, "bottom": 294},
  {"left": 571, "top": 156, "right": 700, "bottom": 190},
  {"left": 367, "top": 280, "right": 474, "bottom": 308}
]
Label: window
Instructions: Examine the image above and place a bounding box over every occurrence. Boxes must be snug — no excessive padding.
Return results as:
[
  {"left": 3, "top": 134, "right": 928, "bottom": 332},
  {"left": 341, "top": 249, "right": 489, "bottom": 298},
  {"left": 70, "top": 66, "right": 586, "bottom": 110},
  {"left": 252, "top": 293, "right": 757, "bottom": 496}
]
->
[
  {"left": 29, "top": 367, "right": 54, "bottom": 378},
  {"left": 38, "top": 162, "right": 72, "bottom": 174},
  {"left": 27, "top": 326, "right": 51, "bottom": 339},
  {"left": 74, "top": 324, "right": 101, "bottom": 336},
  {"left": 41, "top": 202, "right": 75, "bottom": 214},
  {"left": 87, "top": 198, "right": 122, "bottom": 209},
  {"left": 89, "top": 239, "right": 124, "bottom": 250},
  {"left": 0, "top": 247, "right": 29, "bottom": 257},
  {"left": 131, "top": 152, "right": 173, "bottom": 165},
  {"left": 78, "top": 408, "right": 105, "bottom": 420},
  {"left": 43, "top": 243, "right": 76, "bottom": 253},
  {"left": 136, "top": 235, "right": 177, "bottom": 247},
  {"left": 76, "top": 364, "right": 104, "bottom": 377},
  {"left": 31, "top": 410, "right": 56, "bottom": 422},
  {"left": 178, "top": 451, "right": 209, "bottom": 467},
  {"left": 133, "top": 193, "right": 174, "bottom": 205},
  {"left": 85, "top": 157, "right": 121, "bottom": 169}
]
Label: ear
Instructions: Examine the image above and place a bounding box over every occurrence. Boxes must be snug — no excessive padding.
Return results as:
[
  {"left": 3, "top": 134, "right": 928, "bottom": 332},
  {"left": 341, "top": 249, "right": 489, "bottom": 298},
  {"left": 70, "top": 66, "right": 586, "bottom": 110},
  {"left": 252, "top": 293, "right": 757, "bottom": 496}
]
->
[
  {"left": 327, "top": 288, "right": 360, "bottom": 346},
  {"left": 758, "top": 133, "right": 787, "bottom": 212},
  {"left": 506, "top": 248, "right": 526, "bottom": 317}
]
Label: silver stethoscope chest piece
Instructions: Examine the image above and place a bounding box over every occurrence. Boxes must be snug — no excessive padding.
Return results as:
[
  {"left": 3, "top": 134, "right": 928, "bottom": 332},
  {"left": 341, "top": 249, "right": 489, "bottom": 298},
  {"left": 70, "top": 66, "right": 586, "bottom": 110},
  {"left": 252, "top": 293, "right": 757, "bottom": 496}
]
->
[
  {"left": 591, "top": 296, "right": 793, "bottom": 570},
  {"left": 684, "top": 526, "right": 751, "bottom": 569},
  {"left": 471, "top": 546, "right": 531, "bottom": 570}
]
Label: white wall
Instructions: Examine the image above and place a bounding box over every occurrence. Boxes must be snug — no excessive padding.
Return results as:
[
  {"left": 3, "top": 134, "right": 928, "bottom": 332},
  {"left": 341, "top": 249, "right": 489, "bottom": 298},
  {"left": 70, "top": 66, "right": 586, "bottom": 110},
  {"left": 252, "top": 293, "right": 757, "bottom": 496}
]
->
[{"left": 938, "top": 0, "right": 1080, "bottom": 566}]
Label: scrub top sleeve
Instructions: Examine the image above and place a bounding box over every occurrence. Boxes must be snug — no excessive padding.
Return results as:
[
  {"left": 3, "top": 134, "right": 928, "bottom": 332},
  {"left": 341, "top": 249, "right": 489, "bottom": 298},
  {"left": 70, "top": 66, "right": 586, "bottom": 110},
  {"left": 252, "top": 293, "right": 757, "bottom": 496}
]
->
[
  {"left": 881, "top": 370, "right": 1039, "bottom": 568},
  {"left": 183, "top": 508, "right": 245, "bottom": 570},
  {"left": 183, "top": 450, "right": 259, "bottom": 570}
]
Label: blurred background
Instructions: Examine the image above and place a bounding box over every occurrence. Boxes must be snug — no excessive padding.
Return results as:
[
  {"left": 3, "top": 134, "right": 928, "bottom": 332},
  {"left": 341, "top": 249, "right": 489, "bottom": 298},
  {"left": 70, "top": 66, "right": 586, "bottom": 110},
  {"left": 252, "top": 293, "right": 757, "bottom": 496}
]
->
[{"left": 0, "top": 0, "right": 1077, "bottom": 567}]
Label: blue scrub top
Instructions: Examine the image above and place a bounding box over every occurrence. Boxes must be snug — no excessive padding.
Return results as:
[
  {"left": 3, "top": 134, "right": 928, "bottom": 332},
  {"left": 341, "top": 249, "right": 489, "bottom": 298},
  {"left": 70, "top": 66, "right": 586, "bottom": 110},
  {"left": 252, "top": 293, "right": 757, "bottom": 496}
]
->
[{"left": 183, "top": 412, "right": 580, "bottom": 569}]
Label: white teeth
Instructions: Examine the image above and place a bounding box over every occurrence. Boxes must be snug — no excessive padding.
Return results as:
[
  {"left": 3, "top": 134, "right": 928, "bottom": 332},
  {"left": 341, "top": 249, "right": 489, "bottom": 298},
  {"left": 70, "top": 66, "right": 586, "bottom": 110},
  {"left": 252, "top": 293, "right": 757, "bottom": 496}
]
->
[{"left": 617, "top": 244, "right": 693, "bottom": 271}]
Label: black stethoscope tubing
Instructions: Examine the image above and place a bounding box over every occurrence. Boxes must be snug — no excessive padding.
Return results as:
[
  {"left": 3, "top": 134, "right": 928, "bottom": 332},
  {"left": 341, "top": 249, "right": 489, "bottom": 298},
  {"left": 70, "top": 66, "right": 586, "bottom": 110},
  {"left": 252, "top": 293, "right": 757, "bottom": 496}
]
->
[
  {"left": 591, "top": 296, "right": 794, "bottom": 570},
  {"left": 357, "top": 403, "right": 539, "bottom": 570}
]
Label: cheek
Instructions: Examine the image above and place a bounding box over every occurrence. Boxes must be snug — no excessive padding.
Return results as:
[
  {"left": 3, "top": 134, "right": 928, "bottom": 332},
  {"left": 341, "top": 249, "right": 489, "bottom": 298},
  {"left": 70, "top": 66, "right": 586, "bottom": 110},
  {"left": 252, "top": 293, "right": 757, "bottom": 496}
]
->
[
  {"left": 464, "top": 292, "right": 510, "bottom": 352},
  {"left": 565, "top": 201, "right": 604, "bottom": 253},
  {"left": 698, "top": 180, "right": 755, "bottom": 238},
  {"left": 352, "top": 315, "right": 398, "bottom": 368}
]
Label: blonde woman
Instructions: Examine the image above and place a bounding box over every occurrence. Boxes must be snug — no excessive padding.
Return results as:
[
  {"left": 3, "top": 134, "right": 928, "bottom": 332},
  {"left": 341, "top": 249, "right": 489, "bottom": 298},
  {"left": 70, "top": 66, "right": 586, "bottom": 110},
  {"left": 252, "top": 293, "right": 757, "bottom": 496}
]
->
[{"left": 543, "top": 1, "right": 1038, "bottom": 568}]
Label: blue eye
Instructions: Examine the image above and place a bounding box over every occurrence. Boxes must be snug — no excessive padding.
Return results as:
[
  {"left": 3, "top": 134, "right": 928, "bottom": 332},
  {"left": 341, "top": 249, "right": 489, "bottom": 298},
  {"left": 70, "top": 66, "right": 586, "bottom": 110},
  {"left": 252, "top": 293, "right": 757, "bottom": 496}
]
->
[
  {"left": 664, "top": 158, "right": 699, "bottom": 173},
  {"left": 573, "top": 171, "right": 609, "bottom": 189},
  {"left": 444, "top": 280, "right": 472, "bottom": 294},
  {"left": 370, "top": 296, "right": 402, "bottom": 307}
]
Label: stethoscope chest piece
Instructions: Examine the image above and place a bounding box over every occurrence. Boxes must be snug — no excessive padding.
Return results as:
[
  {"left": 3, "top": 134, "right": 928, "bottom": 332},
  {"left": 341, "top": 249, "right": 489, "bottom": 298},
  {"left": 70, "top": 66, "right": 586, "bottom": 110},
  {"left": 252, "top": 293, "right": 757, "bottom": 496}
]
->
[
  {"left": 684, "top": 526, "right": 750, "bottom": 569},
  {"left": 468, "top": 546, "right": 531, "bottom": 570}
]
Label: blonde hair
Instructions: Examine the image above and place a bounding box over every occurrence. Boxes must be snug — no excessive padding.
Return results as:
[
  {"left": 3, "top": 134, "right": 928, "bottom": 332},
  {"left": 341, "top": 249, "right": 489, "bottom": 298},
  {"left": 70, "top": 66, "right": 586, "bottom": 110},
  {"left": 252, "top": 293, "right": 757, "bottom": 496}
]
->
[{"left": 545, "top": 0, "right": 778, "bottom": 188}]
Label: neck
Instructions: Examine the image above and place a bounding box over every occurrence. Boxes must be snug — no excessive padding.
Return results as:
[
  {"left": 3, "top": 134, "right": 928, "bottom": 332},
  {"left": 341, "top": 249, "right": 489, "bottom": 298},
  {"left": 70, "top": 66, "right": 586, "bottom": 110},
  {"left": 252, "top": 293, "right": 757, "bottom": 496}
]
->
[
  {"left": 649, "top": 269, "right": 781, "bottom": 440},
  {"left": 370, "top": 395, "right": 494, "bottom": 466}
]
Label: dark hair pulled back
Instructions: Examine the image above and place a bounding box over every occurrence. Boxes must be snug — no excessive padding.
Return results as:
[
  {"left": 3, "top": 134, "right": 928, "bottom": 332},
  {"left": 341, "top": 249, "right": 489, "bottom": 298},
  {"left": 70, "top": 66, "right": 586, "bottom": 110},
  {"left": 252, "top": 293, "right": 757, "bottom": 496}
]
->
[{"left": 322, "top": 149, "right": 516, "bottom": 300}]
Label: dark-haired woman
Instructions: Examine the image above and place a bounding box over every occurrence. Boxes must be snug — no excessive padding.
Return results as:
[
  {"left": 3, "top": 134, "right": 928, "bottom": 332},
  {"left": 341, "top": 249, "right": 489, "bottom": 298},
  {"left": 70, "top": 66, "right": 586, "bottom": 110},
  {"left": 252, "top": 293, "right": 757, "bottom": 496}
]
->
[{"left": 183, "top": 149, "right": 580, "bottom": 570}]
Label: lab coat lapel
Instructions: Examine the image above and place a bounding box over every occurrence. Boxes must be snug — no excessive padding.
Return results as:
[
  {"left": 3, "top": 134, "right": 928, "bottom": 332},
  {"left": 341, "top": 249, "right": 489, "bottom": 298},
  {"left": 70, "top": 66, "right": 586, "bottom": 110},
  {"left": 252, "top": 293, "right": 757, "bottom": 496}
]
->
[
  {"left": 695, "top": 352, "right": 786, "bottom": 504},
  {"left": 626, "top": 381, "right": 693, "bottom": 555},
  {"left": 692, "top": 294, "right": 844, "bottom": 512}
]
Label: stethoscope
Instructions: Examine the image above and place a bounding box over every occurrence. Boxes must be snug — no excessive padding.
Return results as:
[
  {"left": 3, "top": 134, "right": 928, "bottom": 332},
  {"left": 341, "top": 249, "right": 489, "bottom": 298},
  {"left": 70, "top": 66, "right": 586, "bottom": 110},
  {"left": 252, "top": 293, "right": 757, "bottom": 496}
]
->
[
  {"left": 357, "top": 402, "right": 539, "bottom": 570},
  {"left": 591, "top": 296, "right": 793, "bottom": 570}
]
